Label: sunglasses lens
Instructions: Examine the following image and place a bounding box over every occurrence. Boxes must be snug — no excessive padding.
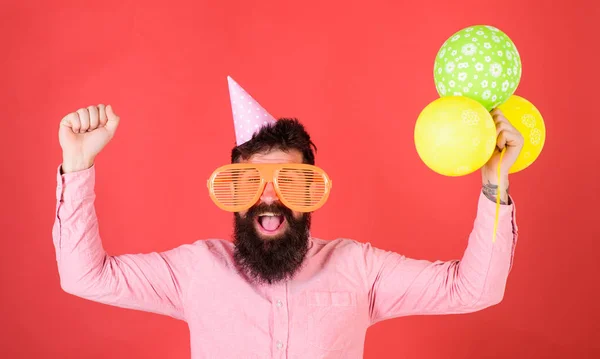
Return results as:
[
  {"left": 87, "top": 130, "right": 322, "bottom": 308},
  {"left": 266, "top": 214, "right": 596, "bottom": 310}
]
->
[
  {"left": 276, "top": 167, "right": 328, "bottom": 211},
  {"left": 211, "top": 167, "right": 262, "bottom": 210}
]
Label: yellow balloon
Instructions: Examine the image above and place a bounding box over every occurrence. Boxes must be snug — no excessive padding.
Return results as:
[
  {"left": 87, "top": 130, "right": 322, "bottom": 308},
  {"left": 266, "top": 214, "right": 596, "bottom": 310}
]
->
[
  {"left": 415, "top": 96, "right": 497, "bottom": 176},
  {"left": 497, "top": 95, "right": 546, "bottom": 173}
]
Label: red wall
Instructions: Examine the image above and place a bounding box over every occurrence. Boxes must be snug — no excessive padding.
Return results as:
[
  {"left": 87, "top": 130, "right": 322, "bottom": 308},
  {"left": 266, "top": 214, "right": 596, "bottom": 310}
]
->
[{"left": 2, "top": 0, "right": 598, "bottom": 357}]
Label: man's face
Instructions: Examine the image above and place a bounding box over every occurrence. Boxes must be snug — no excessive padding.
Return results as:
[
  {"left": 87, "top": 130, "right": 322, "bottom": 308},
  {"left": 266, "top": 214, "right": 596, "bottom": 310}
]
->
[
  {"left": 238, "top": 149, "right": 305, "bottom": 236},
  {"left": 233, "top": 149, "right": 311, "bottom": 284}
]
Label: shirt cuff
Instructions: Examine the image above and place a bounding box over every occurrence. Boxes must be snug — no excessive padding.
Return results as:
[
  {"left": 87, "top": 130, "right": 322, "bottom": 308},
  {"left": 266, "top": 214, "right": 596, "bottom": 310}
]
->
[
  {"left": 475, "top": 191, "right": 519, "bottom": 252},
  {"left": 56, "top": 163, "right": 96, "bottom": 202},
  {"left": 476, "top": 191, "right": 516, "bottom": 226}
]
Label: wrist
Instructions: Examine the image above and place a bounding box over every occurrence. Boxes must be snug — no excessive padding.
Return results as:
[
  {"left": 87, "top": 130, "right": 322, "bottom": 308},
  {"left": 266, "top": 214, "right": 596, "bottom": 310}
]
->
[
  {"left": 61, "top": 156, "right": 94, "bottom": 174},
  {"left": 482, "top": 183, "right": 509, "bottom": 204},
  {"left": 481, "top": 170, "right": 509, "bottom": 204},
  {"left": 482, "top": 168, "right": 508, "bottom": 187}
]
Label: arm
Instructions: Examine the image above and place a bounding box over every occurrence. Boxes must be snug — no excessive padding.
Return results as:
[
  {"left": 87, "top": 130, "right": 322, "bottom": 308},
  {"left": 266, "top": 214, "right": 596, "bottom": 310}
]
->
[
  {"left": 363, "top": 108, "right": 522, "bottom": 324},
  {"left": 52, "top": 164, "right": 199, "bottom": 320},
  {"left": 363, "top": 191, "right": 518, "bottom": 325}
]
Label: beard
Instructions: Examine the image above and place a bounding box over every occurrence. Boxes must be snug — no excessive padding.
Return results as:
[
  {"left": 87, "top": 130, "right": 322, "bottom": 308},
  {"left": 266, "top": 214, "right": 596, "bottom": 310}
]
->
[{"left": 233, "top": 202, "right": 311, "bottom": 285}]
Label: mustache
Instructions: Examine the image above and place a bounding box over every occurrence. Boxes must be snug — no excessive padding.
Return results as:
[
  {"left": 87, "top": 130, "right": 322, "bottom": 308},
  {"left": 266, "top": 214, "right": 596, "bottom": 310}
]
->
[{"left": 245, "top": 202, "right": 294, "bottom": 221}]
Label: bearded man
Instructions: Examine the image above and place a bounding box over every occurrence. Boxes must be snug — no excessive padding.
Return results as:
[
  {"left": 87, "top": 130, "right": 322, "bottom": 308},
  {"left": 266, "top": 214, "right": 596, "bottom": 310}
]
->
[{"left": 53, "top": 77, "right": 521, "bottom": 358}]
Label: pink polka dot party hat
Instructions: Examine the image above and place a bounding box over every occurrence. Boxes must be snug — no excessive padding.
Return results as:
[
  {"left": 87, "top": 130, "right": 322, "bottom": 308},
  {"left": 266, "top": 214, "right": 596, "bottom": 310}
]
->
[{"left": 227, "top": 76, "right": 277, "bottom": 146}]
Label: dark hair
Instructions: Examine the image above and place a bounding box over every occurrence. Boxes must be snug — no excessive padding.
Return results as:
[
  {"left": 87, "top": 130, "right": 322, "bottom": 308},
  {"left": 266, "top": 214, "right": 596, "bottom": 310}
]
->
[{"left": 231, "top": 118, "right": 317, "bottom": 164}]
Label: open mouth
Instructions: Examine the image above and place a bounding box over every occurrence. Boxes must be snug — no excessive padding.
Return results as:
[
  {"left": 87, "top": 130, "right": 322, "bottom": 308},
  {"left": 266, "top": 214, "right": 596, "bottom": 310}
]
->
[{"left": 255, "top": 212, "right": 286, "bottom": 236}]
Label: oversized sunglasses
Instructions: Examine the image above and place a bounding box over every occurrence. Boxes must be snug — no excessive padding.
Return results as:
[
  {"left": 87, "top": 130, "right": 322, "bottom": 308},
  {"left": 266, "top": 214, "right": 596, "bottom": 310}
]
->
[{"left": 207, "top": 163, "right": 333, "bottom": 212}]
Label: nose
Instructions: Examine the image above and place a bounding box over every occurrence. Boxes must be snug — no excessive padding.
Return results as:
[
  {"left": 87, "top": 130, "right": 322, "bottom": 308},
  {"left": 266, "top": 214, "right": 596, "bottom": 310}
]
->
[{"left": 259, "top": 182, "right": 279, "bottom": 205}]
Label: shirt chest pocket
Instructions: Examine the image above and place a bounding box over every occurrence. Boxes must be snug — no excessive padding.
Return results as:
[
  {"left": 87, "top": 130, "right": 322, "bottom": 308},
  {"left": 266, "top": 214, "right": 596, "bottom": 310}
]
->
[{"left": 307, "top": 291, "right": 358, "bottom": 351}]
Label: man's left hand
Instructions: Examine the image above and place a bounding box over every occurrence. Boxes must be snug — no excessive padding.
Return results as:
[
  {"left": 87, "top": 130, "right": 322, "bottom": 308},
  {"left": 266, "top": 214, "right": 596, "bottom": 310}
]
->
[{"left": 481, "top": 109, "right": 524, "bottom": 204}]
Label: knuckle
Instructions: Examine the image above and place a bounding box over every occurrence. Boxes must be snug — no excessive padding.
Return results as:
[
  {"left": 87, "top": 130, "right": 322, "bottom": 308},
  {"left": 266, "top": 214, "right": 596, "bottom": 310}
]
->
[
  {"left": 63, "top": 112, "right": 77, "bottom": 123},
  {"left": 69, "top": 113, "right": 80, "bottom": 124},
  {"left": 98, "top": 105, "right": 108, "bottom": 121},
  {"left": 76, "top": 108, "right": 89, "bottom": 121}
]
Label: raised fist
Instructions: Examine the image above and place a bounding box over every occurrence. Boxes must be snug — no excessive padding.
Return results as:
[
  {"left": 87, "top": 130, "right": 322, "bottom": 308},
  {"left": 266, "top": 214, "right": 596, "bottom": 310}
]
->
[{"left": 59, "top": 104, "right": 120, "bottom": 173}]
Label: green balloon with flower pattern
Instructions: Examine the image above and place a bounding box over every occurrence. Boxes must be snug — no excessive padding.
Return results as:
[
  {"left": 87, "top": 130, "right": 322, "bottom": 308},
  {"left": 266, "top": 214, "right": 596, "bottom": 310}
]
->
[{"left": 433, "top": 25, "right": 522, "bottom": 111}]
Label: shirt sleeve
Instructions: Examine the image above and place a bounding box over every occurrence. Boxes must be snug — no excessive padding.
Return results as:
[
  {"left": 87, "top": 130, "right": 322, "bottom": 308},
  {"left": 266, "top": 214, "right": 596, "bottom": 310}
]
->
[
  {"left": 363, "top": 193, "right": 518, "bottom": 325},
  {"left": 52, "top": 164, "right": 200, "bottom": 321}
]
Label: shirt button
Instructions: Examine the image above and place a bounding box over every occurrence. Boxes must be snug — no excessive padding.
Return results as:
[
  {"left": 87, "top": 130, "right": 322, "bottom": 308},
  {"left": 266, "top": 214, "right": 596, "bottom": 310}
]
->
[
  {"left": 276, "top": 300, "right": 283, "bottom": 308},
  {"left": 276, "top": 341, "right": 283, "bottom": 349}
]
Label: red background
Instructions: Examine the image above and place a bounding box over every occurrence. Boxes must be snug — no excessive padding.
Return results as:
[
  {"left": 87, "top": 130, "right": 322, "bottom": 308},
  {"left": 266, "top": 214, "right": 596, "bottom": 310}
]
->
[{"left": 2, "top": 0, "right": 599, "bottom": 358}]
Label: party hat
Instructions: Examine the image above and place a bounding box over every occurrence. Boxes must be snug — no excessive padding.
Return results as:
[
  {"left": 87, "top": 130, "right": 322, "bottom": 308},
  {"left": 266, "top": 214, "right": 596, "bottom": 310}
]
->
[{"left": 227, "top": 76, "right": 277, "bottom": 146}]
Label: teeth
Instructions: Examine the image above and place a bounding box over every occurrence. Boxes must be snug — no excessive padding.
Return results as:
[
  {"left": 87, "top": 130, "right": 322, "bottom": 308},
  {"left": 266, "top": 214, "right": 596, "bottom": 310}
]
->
[{"left": 259, "top": 212, "right": 277, "bottom": 217}]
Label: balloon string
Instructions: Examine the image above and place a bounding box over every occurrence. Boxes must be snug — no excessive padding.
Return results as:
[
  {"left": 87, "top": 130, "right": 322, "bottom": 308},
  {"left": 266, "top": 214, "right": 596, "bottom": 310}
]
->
[{"left": 492, "top": 147, "right": 507, "bottom": 243}]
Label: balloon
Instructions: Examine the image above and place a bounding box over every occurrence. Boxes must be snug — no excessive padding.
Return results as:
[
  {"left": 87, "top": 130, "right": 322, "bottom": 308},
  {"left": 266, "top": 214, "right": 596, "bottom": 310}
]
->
[
  {"left": 497, "top": 95, "right": 546, "bottom": 173},
  {"left": 415, "top": 96, "right": 497, "bottom": 176},
  {"left": 434, "top": 25, "right": 522, "bottom": 111}
]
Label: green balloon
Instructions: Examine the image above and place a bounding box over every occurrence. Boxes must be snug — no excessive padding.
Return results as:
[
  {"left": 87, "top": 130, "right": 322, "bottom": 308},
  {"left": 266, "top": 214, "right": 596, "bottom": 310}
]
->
[{"left": 434, "top": 25, "right": 522, "bottom": 111}]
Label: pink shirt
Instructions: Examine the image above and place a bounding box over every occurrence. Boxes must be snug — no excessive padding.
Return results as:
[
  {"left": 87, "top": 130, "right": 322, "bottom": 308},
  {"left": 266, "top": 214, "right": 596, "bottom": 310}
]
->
[{"left": 52, "top": 165, "right": 518, "bottom": 358}]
